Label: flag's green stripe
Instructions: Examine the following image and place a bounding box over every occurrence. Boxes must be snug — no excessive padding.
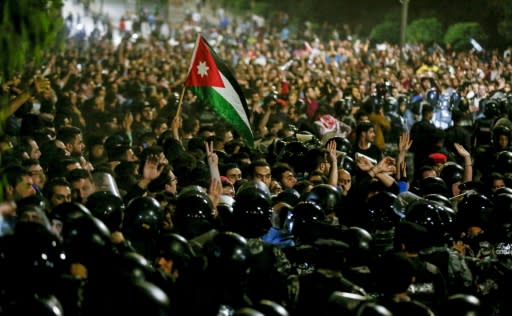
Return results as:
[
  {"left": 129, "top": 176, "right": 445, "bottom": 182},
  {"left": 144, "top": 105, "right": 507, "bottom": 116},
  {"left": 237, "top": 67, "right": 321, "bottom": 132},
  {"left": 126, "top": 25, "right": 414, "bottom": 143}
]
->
[{"left": 191, "top": 86, "right": 254, "bottom": 147}]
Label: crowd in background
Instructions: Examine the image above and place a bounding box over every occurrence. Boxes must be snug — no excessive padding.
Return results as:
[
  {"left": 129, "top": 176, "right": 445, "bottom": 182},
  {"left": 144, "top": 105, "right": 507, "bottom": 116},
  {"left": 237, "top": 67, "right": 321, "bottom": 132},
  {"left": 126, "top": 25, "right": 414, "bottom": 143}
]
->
[{"left": 1, "top": 1, "right": 512, "bottom": 315}]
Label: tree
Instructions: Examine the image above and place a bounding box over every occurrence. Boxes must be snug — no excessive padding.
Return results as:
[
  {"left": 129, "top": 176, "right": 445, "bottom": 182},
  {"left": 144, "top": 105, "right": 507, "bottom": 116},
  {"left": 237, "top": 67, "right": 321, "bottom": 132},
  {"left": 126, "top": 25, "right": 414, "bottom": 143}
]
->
[
  {"left": 369, "top": 21, "right": 401, "bottom": 44},
  {"left": 444, "top": 22, "right": 488, "bottom": 51},
  {"left": 406, "top": 17, "right": 443, "bottom": 45},
  {"left": 0, "top": 0, "right": 64, "bottom": 84},
  {"left": 498, "top": 0, "right": 512, "bottom": 44}
]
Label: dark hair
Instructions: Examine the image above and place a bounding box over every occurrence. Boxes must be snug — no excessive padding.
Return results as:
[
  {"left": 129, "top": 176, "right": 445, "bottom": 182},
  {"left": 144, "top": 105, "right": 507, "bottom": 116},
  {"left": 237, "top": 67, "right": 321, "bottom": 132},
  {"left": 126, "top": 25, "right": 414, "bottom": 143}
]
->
[
  {"left": 249, "top": 160, "right": 271, "bottom": 179},
  {"left": 272, "top": 162, "right": 294, "bottom": 181},
  {"left": 421, "top": 104, "right": 434, "bottom": 117},
  {"left": 4, "top": 165, "right": 31, "bottom": 187},
  {"left": 355, "top": 121, "right": 374, "bottom": 139},
  {"left": 44, "top": 177, "right": 71, "bottom": 200},
  {"left": 57, "top": 126, "right": 82, "bottom": 145},
  {"left": 67, "top": 168, "right": 93, "bottom": 183}
]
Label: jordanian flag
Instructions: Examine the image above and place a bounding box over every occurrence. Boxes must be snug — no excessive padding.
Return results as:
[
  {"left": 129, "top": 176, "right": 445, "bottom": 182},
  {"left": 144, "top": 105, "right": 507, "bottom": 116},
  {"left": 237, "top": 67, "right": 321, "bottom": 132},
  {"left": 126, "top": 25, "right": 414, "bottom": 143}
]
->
[{"left": 185, "top": 35, "right": 254, "bottom": 147}]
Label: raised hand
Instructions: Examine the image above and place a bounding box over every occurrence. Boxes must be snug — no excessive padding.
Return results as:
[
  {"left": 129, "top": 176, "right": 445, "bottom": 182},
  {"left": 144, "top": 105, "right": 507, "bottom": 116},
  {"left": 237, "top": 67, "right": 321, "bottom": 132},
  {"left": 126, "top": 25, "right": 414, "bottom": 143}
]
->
[
  {"left": 143, "top": 154, "right": 163, "bottom": 180},
  {"left": 356, "top": 155, "right": 374, "bottom": 172},
  {"left": 327, "top": 139, "right": 337, "bottom": 164},
  {"left": 398, "top": 132, "right": 413, "bottom": 154},
  {"left": 205, "top": 141, "right": 219, "bottom": 167},
  {"left": 454, "top": 143, "right": 470, "bottom": 159}
]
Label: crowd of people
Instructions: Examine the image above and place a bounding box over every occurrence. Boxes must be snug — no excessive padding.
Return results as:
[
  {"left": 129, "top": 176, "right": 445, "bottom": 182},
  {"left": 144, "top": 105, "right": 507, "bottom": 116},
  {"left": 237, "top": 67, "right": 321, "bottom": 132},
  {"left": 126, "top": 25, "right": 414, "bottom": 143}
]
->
[{"left": 1, "top": 1, "right": 512, "bottom": 315}]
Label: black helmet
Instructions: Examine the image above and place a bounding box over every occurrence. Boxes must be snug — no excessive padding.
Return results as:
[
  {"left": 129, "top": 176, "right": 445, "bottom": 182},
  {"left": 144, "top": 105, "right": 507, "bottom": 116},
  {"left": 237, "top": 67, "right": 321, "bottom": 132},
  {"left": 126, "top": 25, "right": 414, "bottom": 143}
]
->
[
  {"left": 339, "top": 155, "right": 355, "bottom": 175},
  {"left": 4, "top": 295, "right": 64, "bottom": 316},
  {"left": 86, "top": 191, "right": 125, "bottom": 232},
  {"left": 289, "top": 201, "right": 327, "bottom": 242},
  {"left": 303, "top": 184, "right": 342, "bottom": 216},
  {"left": 326, "top": 136, "right": 352, "bottom": 154},
  {"left": 174, "top": 188, "right": 215, "bottom": 239},
  {"left": 273, "top": 188, "right": 301, "bottom": 207},
  {"left": 114, "top": 251, "right": 155, "bottom": 282},
  {"left": 233, "top": 181, "right": 272, "bottom": 238},
  {"left": 366, "top": 191, "right": 401, "bottom": 231},
  {"left": 156, "top": 233, "right": 195, "bottom": 271},
  {"left": 334, "top": 99, "right": 352, "bottom": 117},
  {"left": 405, "top": 199, "right": 456, "bottom": 244},
  {"left": 124, "top": 196, "right": 162, "bottom": 237},
  {"left": 441, "top": 294, "right": 480, "bottom": 316},
  {"left": 495, "top": 151, "right": 512, "bottom": 174},
  {"left": 277, "top": 141, "right": 309, "bottom": 174},
  {"left": 384, "top": 97, "right": 398, "bottom": 113},
  {"left": 440, "top": 162, "right": 464, "bottom": 188},
  {"left": 419, "top": 176, "right": 449, "bottom": 197},
  {"left": 492, "top": 126, "right": 511, "bottom": 145},
  {"left": 423, "top": 193, "right": 453, "bottom": 208},
  {"left": 341, "top": 226, "right": 373, "bottom": 266},
  {"left": 3, "top": 222, "right": 67, "bottom": 294},
  {"left": 61, "top": 213, "right": 112, "bottom": 265},
  {"left": 483, "top": 99, "right": 501, "bottom": 118},
  {"left": 426, "top": 89, "right": 439, "bottom": 107},
  {"left": 456, "top": 193, "right": 492, "bottom": 231},
  {"left": 326, "top": 292, "right": 370, "bottom": 315},
  {"left": 203, "top": 231, "right": 250, "bottom": 279},
  {"left": 253, "top": 300, "right": 289, "bottom": 316}
]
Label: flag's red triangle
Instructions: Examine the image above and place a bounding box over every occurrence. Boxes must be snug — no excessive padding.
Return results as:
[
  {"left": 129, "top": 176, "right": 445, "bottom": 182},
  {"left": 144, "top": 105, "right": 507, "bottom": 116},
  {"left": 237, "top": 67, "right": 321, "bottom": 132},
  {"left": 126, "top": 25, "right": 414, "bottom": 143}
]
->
[{"left": 185, "top": 36, "right": 224, "bottom": 88}]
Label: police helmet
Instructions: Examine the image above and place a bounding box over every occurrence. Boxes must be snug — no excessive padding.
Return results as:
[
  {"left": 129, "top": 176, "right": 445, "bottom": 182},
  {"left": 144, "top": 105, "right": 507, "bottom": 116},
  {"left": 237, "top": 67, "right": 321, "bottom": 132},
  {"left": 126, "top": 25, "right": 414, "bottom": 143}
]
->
[
  {"left": 174, "top": 188, "right": 215, "bottom": 239},
  {"left": 366, "top": 191, "right": 401, "bottom": 231},
  {"left": 492, "top": 126, "right": 511, "bottom": 146},
  {"left": 483, "top": 99, "right": 501, "bottom": 118},
  {"left": 233, "top": 181, "right": 272, "bottom": 238},
  {"left": 124, "top": 196, "right": 162, "bottom": 237},
  {"left": 277, "top": 141, "right": 309, "bottom": 173},
  {"left": 86, "top": 191, "right": 125, "bottom": 232},
  {"left": 156, "top": 233, "right": 195, "bottom": 271},
  {"left": 303, "top": 184, "right": 342, "bottom": 216},
  {"left": 405, "top": 199, "right": 456, "bottom": 244},
  {"left": 203, "top": 231, "right": 250, "bottom": 279},
  {"left": 426, "top": 89, "right": 439, "bottom": 107},
  {"left": 495, "top": 151, "right": 512, "bottom": 174},
  {"left": 419, "top": 176, "right": 449, "bottom": 197},
  {"left": 326, "top": 136, "right": 352, "bottom": 154},
  {"left": 456, "top": 193, "right": 493, "bottom": 231},
  {"left": 440, "top": 162, "right": 464, "bottom": 187}
]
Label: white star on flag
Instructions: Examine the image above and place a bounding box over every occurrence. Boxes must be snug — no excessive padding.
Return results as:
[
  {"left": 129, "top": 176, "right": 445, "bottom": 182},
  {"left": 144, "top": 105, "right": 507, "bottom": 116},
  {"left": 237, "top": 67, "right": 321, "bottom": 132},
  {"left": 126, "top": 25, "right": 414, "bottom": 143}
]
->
[{"left": 197, "top": 61, "right": 209, "bottom": 77}]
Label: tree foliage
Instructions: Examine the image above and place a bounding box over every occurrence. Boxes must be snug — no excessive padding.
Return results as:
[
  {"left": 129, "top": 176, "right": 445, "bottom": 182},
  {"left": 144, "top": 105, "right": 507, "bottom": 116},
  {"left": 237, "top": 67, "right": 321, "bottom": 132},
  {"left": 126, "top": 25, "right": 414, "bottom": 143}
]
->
[
  {"left": 498, "top": 0, "right": 512, "bottom": 43},
  {"left": 444, "top": 22, "right": 488, "bottom": 51},
  {"left": 406, "top": 18, "right": 443, "bottom": 45},
  {"left": 0, "top": 0, "right": 64, "bottom": 84},
  {"left": 369, "top": 21, "right": 400, "bottom": 44}
]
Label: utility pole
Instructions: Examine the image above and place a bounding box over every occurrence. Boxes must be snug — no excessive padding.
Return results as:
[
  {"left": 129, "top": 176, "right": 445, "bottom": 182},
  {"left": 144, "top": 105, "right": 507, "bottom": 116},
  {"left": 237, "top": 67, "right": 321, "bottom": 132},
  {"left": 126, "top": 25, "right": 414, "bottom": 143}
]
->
[{"left": 400, "top": 0, "right": 410, "bottom": 58}]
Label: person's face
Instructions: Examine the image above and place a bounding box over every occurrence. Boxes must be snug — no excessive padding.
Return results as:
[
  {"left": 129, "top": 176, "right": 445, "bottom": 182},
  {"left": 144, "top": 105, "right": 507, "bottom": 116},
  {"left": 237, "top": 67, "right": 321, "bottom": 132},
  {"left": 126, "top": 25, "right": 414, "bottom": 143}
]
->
[
  {"left": 492, "top": 179, "right": 506, "bottom": 193},
  {"left": 29, "top": 140, "right": 41, "bottom": 160},
  {"left": 142, "top": 107, "right": 154, "bottom": 121},
  {"left": 155, "top": 123, "right": 168, "bottom": 137},
  {"left": 224, "top": 131, "right": 234, "bottom": 143},
  {"left": 422, "top": 170, "right": 437, "bottom": 179},
  {"left": 71, "top": 178, "right": 96, "bottom": 204},
  {"left": 28, "top": 163, "right": 46, "bottom": 188},
  {"left": 338, "top": 170, "right": 352, "bottom": 195},
  {"left": 226, "top": 167, "right": 242, "bottom": 184},
  {"left": 165, "top": 171, "right": 178, "bottom": 194},
  {"left": 498, "top": 135, "right": 509, "bottom": 149},
  {"left": 253, "top": 165, "right": 272, "bottom": 187},
  {"left": 15, "top": 175, "right": 36, "bottom": 200},
  {"left": 222, "top": 184, "right": 235, "bottom": 197},
  {"left": 156, "top": 257, "right": 176, "bottom": 276},
  {"left": 363, "top": 128, "right": 376, "bottom": 143},
  {"left": 68, "top": 134, "right": 85, "bottom": 155},
  {"left": 280, "top": 170, "right": 297, "bottom": 189},
  {"left": 50, "top": 185, "right": 72, "bottom": 207}
]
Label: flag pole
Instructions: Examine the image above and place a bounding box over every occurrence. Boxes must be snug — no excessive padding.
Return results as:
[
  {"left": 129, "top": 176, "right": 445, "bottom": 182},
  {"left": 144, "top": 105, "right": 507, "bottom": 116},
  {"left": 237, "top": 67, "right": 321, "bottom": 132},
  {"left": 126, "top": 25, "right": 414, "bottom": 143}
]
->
[{"left": 174, "top": 85, "right": 186, "bottom": 119}]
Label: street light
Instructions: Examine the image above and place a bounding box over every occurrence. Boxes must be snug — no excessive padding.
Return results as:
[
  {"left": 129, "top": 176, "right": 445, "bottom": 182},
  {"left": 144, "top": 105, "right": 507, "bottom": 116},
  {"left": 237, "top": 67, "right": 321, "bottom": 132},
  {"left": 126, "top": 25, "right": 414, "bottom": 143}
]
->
[{"left": 400, "top": 0, "right": 410, "bottom": 59}]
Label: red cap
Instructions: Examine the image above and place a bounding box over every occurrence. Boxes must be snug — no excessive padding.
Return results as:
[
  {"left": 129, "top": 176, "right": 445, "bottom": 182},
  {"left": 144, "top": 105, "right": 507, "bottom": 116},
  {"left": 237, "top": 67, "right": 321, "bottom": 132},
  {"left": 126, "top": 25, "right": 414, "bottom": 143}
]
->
[{"left": 428, "top": 152, "right": 448, "bottom": 164}]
